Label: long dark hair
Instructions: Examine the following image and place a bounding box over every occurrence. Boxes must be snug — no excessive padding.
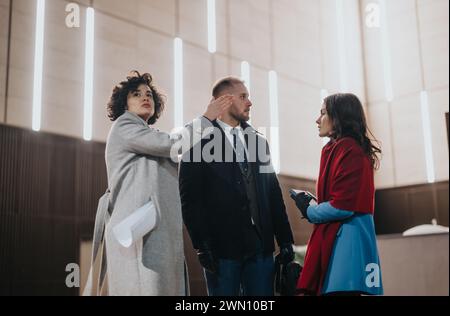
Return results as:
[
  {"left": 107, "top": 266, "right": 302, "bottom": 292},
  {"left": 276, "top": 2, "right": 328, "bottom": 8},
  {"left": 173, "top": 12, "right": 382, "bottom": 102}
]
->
[
  {"left": 324, "top": 93, "right": 382, "bottom": 170},
  {"left": 107, "top": 70, "right": 166, "bottom": 125}
]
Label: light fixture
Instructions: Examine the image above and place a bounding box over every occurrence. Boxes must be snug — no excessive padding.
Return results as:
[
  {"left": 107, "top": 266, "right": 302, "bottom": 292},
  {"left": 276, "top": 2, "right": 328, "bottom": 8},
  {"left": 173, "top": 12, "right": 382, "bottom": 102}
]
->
[
  {"left": 241, "top": 61, "right": 250, "bottom": 93},
  {"left": 207, "top": 0, "right": 216, "bottom": 53},
  {"left": 420, "top": 91, "right": 435, "bottom": 183},
  {"left": 83, "top": 7, "right": 95, "bottom": 141},
  {"left": 335, "top": 0, "right": 348, "bottom": 92},
  {"left": 32, "top": 0, "right": 46, "bottom": 131},
  {"left": 174, "top": 38, "right": 184, "bottom": 128},
  {"left": 379, "top": 0, "right": 393, "bottom": 102},
  {"left": 269, "top": 71, "right": 280, "bottom": 174},
  {"left": 320, "top": 89, "right": 330, "bottom": 145}
]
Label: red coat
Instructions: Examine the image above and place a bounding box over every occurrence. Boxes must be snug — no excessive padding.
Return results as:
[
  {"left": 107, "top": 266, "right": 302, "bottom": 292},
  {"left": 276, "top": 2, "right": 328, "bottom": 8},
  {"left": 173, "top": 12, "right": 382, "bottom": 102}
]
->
[{"left": 297, "top": 137, "right": 375, "bottom": 295}]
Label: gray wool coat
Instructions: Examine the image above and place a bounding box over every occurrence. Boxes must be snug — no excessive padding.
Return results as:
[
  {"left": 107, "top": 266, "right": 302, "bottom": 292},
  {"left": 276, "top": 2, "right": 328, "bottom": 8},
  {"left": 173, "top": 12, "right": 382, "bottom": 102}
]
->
[{"left": 84, "top": 111, "right": 211, "bottom": 296}]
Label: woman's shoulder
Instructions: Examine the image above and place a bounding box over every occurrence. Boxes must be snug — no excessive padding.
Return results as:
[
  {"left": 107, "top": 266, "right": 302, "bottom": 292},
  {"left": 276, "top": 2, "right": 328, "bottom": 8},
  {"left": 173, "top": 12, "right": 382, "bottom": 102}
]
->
[
  {"left": 110, "top": 112, "right": 147, "bottom": 133},
  {"left": 115, "top": 111, "right": 145, "bottom": 125},
  {"left": 335, "top": 136, "right": 358, "bottom": 147},
  {"left": 334, "top": 137, "right": 364, "bottom": 155}
]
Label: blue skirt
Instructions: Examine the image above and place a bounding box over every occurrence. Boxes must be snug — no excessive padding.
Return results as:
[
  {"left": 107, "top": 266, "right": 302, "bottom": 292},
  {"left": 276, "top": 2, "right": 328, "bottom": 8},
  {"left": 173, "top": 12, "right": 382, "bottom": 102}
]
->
[{"left": 321, "top": 213, "right": 383, "bottom": 295}]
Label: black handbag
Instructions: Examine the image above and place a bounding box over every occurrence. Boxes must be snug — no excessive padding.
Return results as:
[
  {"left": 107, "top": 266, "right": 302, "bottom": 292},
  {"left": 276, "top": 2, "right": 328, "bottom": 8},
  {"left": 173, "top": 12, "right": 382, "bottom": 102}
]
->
[{"left": 274, "top": 253, "right": 303, "bottom": 296}]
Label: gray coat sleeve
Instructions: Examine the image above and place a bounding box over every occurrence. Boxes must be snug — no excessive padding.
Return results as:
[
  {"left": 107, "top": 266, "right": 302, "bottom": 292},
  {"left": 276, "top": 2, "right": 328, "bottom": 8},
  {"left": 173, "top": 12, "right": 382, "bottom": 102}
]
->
[
  {"left": 118, "top": 115, "right": 174, "bottom": 157},
  {"left": 117, "top": 114, "right": 214, "bottom": 158}
]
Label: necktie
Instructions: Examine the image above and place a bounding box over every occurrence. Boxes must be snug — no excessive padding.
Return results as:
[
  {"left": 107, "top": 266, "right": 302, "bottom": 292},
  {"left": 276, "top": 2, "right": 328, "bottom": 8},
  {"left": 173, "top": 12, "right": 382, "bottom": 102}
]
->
[{"left": 231, "top": 128, "right": 249, "bottom": 175}]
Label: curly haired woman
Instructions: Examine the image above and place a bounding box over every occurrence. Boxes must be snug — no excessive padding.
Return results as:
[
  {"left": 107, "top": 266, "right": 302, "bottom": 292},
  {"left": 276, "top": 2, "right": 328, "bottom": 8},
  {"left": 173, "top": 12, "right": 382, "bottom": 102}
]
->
[{"left": 84, "top": 71, "right": 232, "bottom": 296}]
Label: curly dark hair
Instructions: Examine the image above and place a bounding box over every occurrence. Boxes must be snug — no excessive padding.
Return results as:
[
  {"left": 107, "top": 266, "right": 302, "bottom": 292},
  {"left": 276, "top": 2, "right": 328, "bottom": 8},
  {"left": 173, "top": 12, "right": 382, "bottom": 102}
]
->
[
  {"left": 107, "top": 70, "right": 166, "bottom": 125},
  {"left": 324, "top": 93, "right": 382, "bottom": 170}
]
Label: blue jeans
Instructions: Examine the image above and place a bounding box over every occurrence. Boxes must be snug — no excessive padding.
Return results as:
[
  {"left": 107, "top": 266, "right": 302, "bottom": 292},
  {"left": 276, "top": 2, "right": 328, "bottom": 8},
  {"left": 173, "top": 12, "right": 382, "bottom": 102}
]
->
[{"left": 204, "top": 254, "right": 275, "bottom": 296}]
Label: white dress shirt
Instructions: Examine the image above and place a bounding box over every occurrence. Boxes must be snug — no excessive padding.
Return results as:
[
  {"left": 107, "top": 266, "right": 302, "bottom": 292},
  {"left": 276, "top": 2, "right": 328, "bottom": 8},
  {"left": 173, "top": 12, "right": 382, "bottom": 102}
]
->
[{"left": 216, "top": 119, "right": 249, "bottom": 156}]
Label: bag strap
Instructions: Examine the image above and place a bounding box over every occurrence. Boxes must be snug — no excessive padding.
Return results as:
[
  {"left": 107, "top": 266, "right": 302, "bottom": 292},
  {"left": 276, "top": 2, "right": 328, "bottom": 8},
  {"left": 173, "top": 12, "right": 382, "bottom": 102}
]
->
[{"left": 83, "top": 189, "right": 111, "bottom": 296}]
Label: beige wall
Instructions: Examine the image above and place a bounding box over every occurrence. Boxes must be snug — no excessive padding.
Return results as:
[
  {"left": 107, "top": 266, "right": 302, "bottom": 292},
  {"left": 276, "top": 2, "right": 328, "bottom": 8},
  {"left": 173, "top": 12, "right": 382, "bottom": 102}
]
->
[
  {"left": 377, "top": 233, "right": 449, "bottom": 296},
  {"left": 280, "top": 0, "right": 367, "bottom": 179},
  {"left": 361, "top": 0, "right": 449, "bottom": 188},
  {"left": 1, "top": 0, "right": 448, "bottom": 187},
  {"left": 6, "top": 0, "right": 35, "bottom": 130}
]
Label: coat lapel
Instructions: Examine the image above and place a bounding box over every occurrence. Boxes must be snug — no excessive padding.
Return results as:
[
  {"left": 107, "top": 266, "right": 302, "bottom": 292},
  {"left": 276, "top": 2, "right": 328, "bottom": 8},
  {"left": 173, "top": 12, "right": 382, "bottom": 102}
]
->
[{"left": 207, "top": 120, "right": 238, "bottom": 188}]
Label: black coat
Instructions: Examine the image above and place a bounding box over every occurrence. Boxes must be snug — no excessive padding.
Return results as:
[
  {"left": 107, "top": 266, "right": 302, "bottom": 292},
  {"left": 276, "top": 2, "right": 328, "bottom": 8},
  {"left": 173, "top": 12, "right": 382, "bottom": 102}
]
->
[{"left": 179, "top": 120, "right": 294, "bottom": 259}]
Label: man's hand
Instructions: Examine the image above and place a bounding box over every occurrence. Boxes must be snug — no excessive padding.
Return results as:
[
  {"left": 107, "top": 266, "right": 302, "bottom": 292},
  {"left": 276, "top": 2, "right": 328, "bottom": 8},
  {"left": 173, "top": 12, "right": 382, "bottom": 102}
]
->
[
  {"left": 197, "top": 243, "right": 219, "bottom": 274},
  {"left": 203, "top": 95, "right": 233, "bottom": 121},
  {"left": 279, "top": 243, "right": 295, "bottom": 264}
]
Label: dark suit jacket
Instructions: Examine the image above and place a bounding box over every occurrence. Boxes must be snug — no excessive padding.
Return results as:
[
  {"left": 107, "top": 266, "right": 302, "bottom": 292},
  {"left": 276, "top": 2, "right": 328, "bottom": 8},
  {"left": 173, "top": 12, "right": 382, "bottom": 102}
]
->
[{"left": 179, "top": 119, "right": 294, "bottom": 259}]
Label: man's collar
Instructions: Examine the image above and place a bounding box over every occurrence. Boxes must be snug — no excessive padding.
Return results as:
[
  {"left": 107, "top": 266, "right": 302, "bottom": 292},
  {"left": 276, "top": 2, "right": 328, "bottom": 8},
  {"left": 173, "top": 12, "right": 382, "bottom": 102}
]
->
[
  {"left": 218, "top": 119, "right": 256, "bottom": 130},
  {"left": 216, "top": 119, "right": 240, "bottom": 131},
  {"left": 216, "top": 119, "right": 260, "bottom": 137}
]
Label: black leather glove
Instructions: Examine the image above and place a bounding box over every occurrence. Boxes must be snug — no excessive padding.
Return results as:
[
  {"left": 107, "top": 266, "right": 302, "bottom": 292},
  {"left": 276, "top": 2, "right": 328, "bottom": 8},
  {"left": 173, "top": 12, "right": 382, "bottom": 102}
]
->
[
  {"left": 291, "top": 192, "right": 314, "bottom": 221},
  {"left": 279, "top": 243, "right": 295, "bottom": 265},
  {"left": 197, "top": 242, "right": 218, "bottom": 275}
]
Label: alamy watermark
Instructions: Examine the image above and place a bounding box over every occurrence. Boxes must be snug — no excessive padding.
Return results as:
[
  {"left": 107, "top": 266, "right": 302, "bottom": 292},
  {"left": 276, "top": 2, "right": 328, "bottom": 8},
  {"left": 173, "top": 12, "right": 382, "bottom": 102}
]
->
[
  {"left": 365, "top": 263, "right": 381, "bottom": 288},
  {"left": 65, "top": 3, "right": 80, "bottom": 28},
  {"left": 65, "top": 263, "right": 80, "bottom": 288},
  {"left": 168, "top": 119, "right": 275, "bottom": 174},
  {"left": 365, "top": 2, "right": 381, "bottom": 28},
  {"left": 64, "top": 2, "right": 381, "bottom": 29}
]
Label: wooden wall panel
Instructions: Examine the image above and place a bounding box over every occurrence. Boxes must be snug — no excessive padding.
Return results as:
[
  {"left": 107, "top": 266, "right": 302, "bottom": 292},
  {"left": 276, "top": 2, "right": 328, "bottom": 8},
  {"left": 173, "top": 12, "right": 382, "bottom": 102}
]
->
[
  {"left": 375, "top": 181, "right": 449, "bottom": 234},
  {"left": 0, "top": 124, "right": 106, "bottom": 295}
]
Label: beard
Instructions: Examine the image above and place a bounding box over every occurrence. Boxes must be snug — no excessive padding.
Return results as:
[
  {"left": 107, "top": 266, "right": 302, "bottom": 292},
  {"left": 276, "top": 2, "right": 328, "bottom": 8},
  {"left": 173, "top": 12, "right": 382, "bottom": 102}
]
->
[{"left": 230, "top": 110, "right": 250, "bottom": 122}]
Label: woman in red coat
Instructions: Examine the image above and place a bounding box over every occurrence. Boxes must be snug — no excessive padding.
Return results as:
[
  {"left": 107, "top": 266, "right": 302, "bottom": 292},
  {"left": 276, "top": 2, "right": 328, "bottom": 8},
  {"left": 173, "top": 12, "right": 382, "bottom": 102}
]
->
[{"left": 293, "top": 93, "right": 383, "bottom": 296}]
